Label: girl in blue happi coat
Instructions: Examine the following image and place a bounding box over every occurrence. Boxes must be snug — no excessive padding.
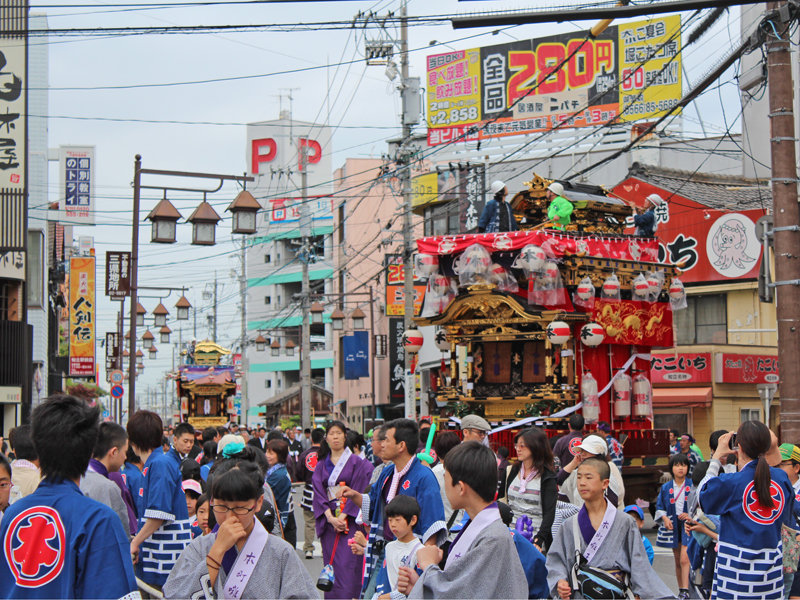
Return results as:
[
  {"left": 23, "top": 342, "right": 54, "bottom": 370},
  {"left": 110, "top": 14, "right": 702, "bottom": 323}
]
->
[{"left": 656, "top": 452, "right": 692, "bottom": 599}]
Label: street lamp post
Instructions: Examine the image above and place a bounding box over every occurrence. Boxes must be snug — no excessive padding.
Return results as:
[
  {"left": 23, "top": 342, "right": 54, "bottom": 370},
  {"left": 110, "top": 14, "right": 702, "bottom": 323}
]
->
[{"left": 127, "top": 155, "right": 253, "bottom": 420}]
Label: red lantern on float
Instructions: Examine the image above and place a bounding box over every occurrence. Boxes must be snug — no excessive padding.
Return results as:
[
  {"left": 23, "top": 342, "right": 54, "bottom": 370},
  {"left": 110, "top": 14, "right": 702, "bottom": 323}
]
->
[
  {"left": 580, "top": 322, "right": 605, "bottom": 347},
  {"left": 402, "top": 328, "right": 424, "bottom": 353},
  {"left": 546, "top": 321, "right": 570, "bottom": 345}
]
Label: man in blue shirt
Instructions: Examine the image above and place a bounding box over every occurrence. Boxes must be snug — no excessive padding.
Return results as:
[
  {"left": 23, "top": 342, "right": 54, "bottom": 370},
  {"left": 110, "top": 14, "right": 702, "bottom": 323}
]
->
[
  {"left": 633, "top": 193, "right": 663, "bottom": 237},
  {"left": 0, "top": 395, "right": 139, "bottom": 599},
  {"left": 478, "top": 180, "right": 519, "bottom": 233}
]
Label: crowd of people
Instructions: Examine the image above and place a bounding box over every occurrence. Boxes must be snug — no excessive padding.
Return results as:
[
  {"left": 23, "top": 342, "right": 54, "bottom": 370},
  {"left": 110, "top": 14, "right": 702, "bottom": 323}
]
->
[{"left": 0, "top": 396, "right": 799, "bottom": 600}]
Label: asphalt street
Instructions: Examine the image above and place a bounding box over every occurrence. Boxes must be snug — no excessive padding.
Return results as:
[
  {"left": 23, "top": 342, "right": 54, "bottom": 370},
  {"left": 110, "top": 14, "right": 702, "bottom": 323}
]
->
[{"left": 288, "top": 486, "right": 683, "bottom": 598}]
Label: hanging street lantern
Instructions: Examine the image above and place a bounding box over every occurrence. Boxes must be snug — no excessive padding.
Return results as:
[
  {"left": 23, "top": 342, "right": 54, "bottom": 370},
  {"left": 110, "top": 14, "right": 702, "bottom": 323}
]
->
[
  {"left": 285, "top": 340, "right": 296, "bottom": 357},
  {"left": 136, "top": 363, "right": 144, "bottom": 375},
  {"left": 580, "top": 322, "right": 605, "bottom": 347},
  {"left": 226, "top": 190, "right": 262, "bottom": 235},
  {"left": 270, "top": 340, "right": 281, "bottom": 357},
  {"left": 159, "top": 325, "right": 172, "bottom": 344},
  {"left": 153, "top": 302, "right": 169, "bottom": 327},
  {"left": 148, "top": 345, "right": 158, "bottom": 358},
  {"left": 434, "top": 328, "right": 450, "bottom": 352},
  {"left": 145, "top": 196, "right": 182, "bottom": 244},
  {"left": 135, "top": 349, "right": 144, "bottom": 364},
  {"left": 175, "top": 296, "right": 192, "bottom": 321},
  {"left": 351, "top": 307, "right": 366, "bottom": 330},
  {"left": 187, "top": 200, "right": 221, "bottom": 246},
  {"left": 310, "top": 302, "right": 324, "bottom": 325},
  {"left": 136, "top": 303, "right": 147, "bottom": 327},
  {"left": 331, "top": 307, "right": 345, "bottom": 331},
  {"left": 255, "top": 334, "right": 267, "bottom": 352},
  {"left": 142, "top": 329, "right": 155, "bottom": 350}
]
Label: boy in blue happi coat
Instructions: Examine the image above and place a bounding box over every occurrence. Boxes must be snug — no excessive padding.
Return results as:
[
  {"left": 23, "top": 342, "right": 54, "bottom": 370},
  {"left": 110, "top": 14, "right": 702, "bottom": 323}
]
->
[{"left": 0, "top": 394, "right": 139, "bottom": 599}]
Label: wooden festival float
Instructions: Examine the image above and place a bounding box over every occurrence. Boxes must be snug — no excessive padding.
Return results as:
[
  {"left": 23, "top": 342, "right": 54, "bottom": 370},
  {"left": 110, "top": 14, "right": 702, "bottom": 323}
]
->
[
  {"left": 410, "top": 174, "right": 688, "bottom": 501},
  {"left": 173, "top": 340, "right": 237, "bottom": 429}
]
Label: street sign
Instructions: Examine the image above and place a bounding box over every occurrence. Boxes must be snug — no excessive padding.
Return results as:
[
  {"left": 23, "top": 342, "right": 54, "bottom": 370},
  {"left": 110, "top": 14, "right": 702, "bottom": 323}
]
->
[
  {"left": 374, "top": 334, "right": 387, "bottom": 359},
  {"left": 755, "top": 215, "right": 774, "bottom": 244},
  {"left": 103, "top": 409, "right": 110, "bottom": 418},
  {"left": 105, "top": 251, "right": 131, "bottom": 300},
  {"left": 110, "top": 385, "right": 124, "bottom": 399},
  {"left": 110, "top": 370, "right": 124, "bottom": 384}
]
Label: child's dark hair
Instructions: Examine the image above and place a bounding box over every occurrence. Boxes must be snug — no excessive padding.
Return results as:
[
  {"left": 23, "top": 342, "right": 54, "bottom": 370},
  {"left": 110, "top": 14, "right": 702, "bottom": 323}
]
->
[
  {"left": 709, "top": 430, "right": 729, "bottom": 452},
  {"left": 737, "top": 420, "right": 775, "bottom": 509},
  {"left": 385, "top": 494, "right": 420, "bottom": 525},
  {"left": 196, "top": 493, "right": 209, "bottom": 510},
  {"left": 201, "top": 440, "right": 217, "bottom": 466},
  {"left": 669, "top": 452, "right": 690, "bottom": 478},
  {"left": 93, "top": 422, "right": 128, "bottom": 459},
  {"left": 126, "top": 445, "right": 142, "bottom": 465},
  {"left": 444, "top": 441, "right": 497, "bottom": 502},
  {"left": 346, "top": 430, "right": 365, "bottom": 453},
  {"left": 0, "top": 453, "right": 11, "bottom": 478},
  {"left": 127, "top": 410, "right": 163, "bottom": 452},
  {"left": 579, "top": 457, "right": 610, "bottom": 480},
  {"left": 211, "top": 461, "right": 264, "bottom": 502},
  {"left": 318, "top": 420, "right": 347, "bottom": 461},
  {"left": 385, "top": 418, "right": 420, "bottom": 456},
  {"left": 691, "top": 461, "right": 710, "bottom": 487},
  {"left": 32, "top": 395, "right": 101, "bottom": 482},
  {"left": 185, "top": 488, "right": 201, "bottom": 501},
  {"left": 181, "top": 458, "right": 202, "bottom": 483},
  {"left": 497, "top": 446, "right": 509, "bottom": 459}
]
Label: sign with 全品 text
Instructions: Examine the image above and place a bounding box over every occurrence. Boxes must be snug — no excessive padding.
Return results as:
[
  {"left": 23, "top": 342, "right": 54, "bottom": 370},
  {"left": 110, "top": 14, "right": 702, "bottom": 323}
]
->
[
  {"left": 651, "top": 353, "right": 711, "bottom": 384},
  {"left": 715, "top": 353, "right": 779, "bottom": 385}
]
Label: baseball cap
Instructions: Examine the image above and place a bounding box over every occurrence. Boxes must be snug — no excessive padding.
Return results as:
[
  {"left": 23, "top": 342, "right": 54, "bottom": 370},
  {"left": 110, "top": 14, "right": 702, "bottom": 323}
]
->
[
  {"left": 490, "top": 180, "right": 506, "bottom": 194},
  {"left": 779, "top": 443, "right": 800, "bottom": 462},
  {"left": 217, "top": 433, "right": 246, "bottom": 455},
  {"left": 296, "top": 426, "right": 302, "bottom": 431},
  {"left": 623, "top": 504, "right": 644, "bottom": 520},
  {"left": 182, "top": 479, "right": 203, "bottom": 495},
  {"left": 460, "top": 414, "right": 492, "bottom": 432},
  {"left": 576, "top": 435, "right": 608, "bottom": 457}
]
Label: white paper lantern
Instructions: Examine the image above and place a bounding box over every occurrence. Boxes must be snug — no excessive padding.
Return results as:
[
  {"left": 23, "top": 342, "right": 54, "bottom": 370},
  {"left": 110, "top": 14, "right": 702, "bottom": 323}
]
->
[
  {"left": 580, "top": 322, "right": 605, "bottom": 347},
  {"left": 434, "top": 328, "right": 450, "bottom": 352},
  {"left": 416, "top": 254, "right": 439, "bottom": 277},
  {"left": 517, "top": 244, "right": 546, "bottom": 271},
  {"left": 669, "top": 278, "right": 685, "bottom": 300},
  {"left": 576, "top": 280, "right": 594, "bottom": 301},
  {"left": 646, "top": 273, "right": 662, "bottom": 296},
  {"left": 431, "top": 274, "right": 452, "bottom": 296},
  {"left": 602, "top": 275, "right": 620, "bottom": 296},
  {"left": 632, "top": 274, "right": 650, "bottom": 298},
  {"left": 402, "top": 329, "right": 424, "bottom": 353},
  {"left": 539, "top": 261, "right": 559, "bottom": 286},
  {"left": 546, "top": 320, "right": 571, "bottom": 345}
]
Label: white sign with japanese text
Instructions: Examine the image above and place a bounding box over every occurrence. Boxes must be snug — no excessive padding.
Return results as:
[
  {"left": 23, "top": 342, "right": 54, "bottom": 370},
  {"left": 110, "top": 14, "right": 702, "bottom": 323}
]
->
[{"left": 0, "top": 40, "right": 25, "bottom": 190}]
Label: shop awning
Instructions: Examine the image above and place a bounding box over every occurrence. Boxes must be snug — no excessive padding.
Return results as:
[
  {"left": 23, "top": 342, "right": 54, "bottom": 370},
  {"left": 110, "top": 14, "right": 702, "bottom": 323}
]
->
[{"left": 653, "top": 387, "right": 712, "bottom": 407}]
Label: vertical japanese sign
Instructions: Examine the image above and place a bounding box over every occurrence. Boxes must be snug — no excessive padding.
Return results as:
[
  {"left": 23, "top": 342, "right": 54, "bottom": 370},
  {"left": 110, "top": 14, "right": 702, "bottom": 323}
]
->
[
  {"left": 105, "top": 251, "right": 131, "bottom": 300},
  {"left": 618, "top": 15, "right": 682, "bottom": 121},
  {"left": 105, "top": 332, "right": 120, "bottom": 371},
  {"left": 60, "top": 146, "right": 96, "bottom": 225},
  {"left": 69, "top": 257, "right": 96, "bottom": 377},
  {"left": 388, "top": 318, "right": 405, "bottom": 404},
  {"left": 0, "top": 40, "right": 25, "bottom": 189}
]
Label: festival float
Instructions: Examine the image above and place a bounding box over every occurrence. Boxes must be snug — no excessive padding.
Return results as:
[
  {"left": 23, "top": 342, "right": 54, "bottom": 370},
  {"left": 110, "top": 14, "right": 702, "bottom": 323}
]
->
[
  {"left": 172, "top": 340, "right": 238, "bottom": 430},
  {"left": 411, "top": 174, "right": 687, "bottom": 501}
]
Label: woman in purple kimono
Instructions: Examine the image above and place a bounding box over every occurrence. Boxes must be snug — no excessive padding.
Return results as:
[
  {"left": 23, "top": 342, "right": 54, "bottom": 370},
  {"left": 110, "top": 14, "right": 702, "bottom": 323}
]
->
[{"left": 312, "top": 421, "right": 374, "bottom": 600}]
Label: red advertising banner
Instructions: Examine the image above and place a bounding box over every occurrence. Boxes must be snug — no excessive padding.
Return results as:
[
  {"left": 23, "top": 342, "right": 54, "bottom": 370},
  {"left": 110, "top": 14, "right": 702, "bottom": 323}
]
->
[
  {"left": 715, "top": 353, "right": 779, "bottom": 384},
  {"left": 613, "top": 178, "right": 766, "bottom": 284},
  {"left": 651, "top": 353, "right": 712, "bottom": 384},
  {"left": 591, "top": 299, "right": 674, "bottom": 347}
]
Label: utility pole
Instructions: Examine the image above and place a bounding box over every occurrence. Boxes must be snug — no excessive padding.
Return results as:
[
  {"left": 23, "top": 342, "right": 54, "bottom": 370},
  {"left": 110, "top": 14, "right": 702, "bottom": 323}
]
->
[
  {"left": 117, "top": 297, "right": 125, "bottom": 424},
  {"left": 399, "top": 0, "right": 416, "bottom": 422},
  {"left": 240, "top": 237, "right": 248, "bottom": 426},
  {"left": 213, "top": 273, "right": 218, "bottom": 342},
  {"left": 300, "top": 146, "right": 312, "bottom": 431},
  {"left": 128, "top": 155, "right": 142, "bottom": 420},
  {"left": 768, "top": 2, "right": 800, "bottom": 441}
]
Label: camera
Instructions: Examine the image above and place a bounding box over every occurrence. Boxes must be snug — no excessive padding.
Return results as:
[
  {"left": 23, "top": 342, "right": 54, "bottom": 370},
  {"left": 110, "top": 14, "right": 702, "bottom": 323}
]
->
[{"left": 728, "top": 433, "right": 737, "bottom": 451}]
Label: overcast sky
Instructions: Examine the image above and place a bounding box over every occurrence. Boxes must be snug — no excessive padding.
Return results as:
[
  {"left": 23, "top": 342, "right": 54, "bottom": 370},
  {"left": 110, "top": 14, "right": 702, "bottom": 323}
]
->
[{"left": 35, "top": 0, "right": 745, "bottom": 403}]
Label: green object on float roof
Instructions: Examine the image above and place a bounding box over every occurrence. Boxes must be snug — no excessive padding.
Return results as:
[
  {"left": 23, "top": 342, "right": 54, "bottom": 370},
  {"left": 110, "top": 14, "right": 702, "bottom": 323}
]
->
[{"left": 417, "top": 421, "right": 437, "bottom": 465}]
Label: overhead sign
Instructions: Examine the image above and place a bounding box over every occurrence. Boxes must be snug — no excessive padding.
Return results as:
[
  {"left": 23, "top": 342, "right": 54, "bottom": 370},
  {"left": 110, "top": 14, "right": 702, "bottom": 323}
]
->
[
  {"left": 384, "top": 254, "right": 425, "bottom": 316},
  {"left": 105, "top": 251, "right": 131, "bottom": 300},
  {"left": 388, "top": 318, "right": 406, "bottom": 404},
  {"left": 614, "top": 180, "right": 765, "bottom": 284},
  {"left": 60, "top": 146, "right": 96, "bottom": 225},
  {"left": 651, "top": 353, "right": 712, "bottom": 384},
  {"left": 715, "top": 353, "right": 779, "bottom": 384},
  {"left": 69, "top": 257, "right": 96, "bottom": 378},
  {"left": 426, "top": 15, "right": 681, "bottom": 146}
]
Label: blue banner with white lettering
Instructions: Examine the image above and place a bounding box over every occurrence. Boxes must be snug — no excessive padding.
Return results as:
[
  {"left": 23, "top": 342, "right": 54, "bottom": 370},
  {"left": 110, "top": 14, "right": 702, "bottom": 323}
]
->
[{"left": 343, "top": 331, "right": 370, "bottom": 380}]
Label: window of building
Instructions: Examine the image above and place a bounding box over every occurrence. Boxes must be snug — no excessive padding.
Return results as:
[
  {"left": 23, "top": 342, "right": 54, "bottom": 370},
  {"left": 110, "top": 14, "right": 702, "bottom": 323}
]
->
[
  {"left": 674, "top": 294, "right": 727, "bottom": 345},
  {"left": 0, "top": 280, "right": 12, "bottom": 321},
  {"left": 264, "top": 296, "right": 271, "bottom": 305},
  {"left": 264, "top": 254, "right": 271, "bottom": 263},
  {"left": 265, "top": 379, "right": 271, "bottom": 389},
  {"left": 741, "top": 408, "right": 761, "bottom": 423},
  {"left": 277, "top": 378, "right": 282, "bottom": 388},
  {"left": 27, "top": 231, "right": 43, "bottom": 307},
  {"left": 423, "top": 203, "right": 462, "bottom": 236},
  {"left": 277, "top": 295, "right": 281, "bottom": 306},
  {"left": 654, "top": 408, "right": 691, "bottom": 436}
]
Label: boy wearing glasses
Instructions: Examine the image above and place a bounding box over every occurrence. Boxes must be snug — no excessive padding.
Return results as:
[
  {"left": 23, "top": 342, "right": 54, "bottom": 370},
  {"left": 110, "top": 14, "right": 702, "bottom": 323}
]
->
[{"left": 128, "top": 410, "right": 192, "bottom": 595}]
